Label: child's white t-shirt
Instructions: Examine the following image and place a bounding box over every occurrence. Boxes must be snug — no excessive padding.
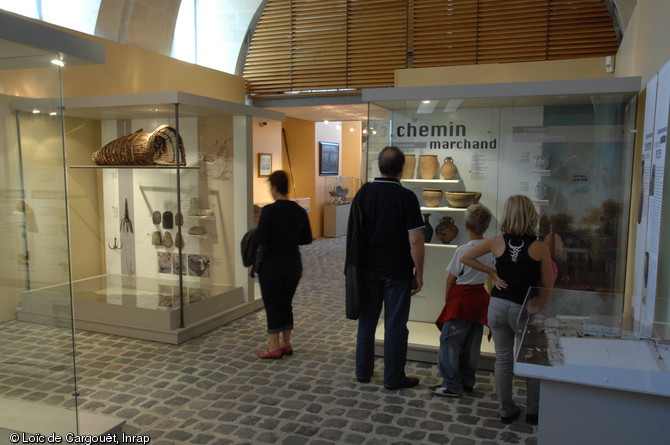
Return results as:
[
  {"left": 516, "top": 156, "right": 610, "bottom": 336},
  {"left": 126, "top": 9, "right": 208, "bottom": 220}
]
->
[{"left": 446, "top": 239, "right": 495, "bottom": 285}]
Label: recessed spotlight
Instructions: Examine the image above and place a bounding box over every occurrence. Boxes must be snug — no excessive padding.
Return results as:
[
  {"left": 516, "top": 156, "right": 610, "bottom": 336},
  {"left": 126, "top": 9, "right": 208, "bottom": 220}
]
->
[
  {"left": 349, "top": 127, "right": 355, "bottom": 132},
  {"left": 49, "top": 112, "right": 57, "bottom": 116},
  {"left": 50, "top": 59, "right": 65, "bottom": 67},
  {"left": 422, "top": 100, "right": 431, "bottom": 104},
  {"left": 32, "top": 109, "right": 40, "bottom": 114}
]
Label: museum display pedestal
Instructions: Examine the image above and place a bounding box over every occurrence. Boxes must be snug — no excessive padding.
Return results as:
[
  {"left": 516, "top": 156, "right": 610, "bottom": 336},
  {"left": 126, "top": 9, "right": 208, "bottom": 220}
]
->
[
  {"left": 514, "top": 288, "right": 670, "bottom": 445},
  {"left": 323, "top": 203, "right": 350, "bottom": 238},
  {"left": 17, "top": 274, "right": 262, "bottom": 344}
]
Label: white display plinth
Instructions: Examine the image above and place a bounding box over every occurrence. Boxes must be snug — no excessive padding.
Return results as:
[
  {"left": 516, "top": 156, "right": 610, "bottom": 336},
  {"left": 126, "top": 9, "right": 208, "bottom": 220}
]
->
[
  {"left": 323, "top": 203, "right": 350, "bottom": 238},
  {"left": 17, "top": 274, "right": 261, "bottom": 344}
]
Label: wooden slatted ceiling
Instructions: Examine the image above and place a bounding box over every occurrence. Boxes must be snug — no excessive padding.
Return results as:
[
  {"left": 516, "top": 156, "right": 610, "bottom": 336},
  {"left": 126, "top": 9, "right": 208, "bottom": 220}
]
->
[{"left": 244, "top": 0, "right": 619, "bottom": 97}]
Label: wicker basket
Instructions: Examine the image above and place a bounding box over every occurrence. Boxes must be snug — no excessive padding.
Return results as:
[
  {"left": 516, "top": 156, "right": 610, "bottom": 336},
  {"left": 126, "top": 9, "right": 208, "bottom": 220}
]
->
[{"left": 92, "top": 124, "right": 186, "bottom": 166}]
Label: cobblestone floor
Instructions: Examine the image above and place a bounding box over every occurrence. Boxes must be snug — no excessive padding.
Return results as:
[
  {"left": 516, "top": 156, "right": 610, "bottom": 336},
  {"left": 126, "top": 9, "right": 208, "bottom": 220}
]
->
[{"left": 2, "top": 237, "right": 537, "bottom": 445}]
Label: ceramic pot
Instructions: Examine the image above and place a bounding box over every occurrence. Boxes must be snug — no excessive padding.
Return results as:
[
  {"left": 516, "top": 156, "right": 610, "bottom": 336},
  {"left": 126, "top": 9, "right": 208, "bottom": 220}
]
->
[
  {"left": 435, "top": 216, "right": 459, "bottom": 244},
  {"left": 403, "top": 154, "right": 416, "bottom": 179},
  {"left": 418, "top": 155, "right": 438, "bottom": 179},
  {"left": 423, "top": 214, "right": 433, "bottom": 243},
  {"left": 440, "top": 157, "right": 458, "bottom": 179},
  {"left": 422, "top": 188, "right": 443, "bottom": 207},
  {"left": 445, "top": 191, "right": 481, "bottom": 208}
]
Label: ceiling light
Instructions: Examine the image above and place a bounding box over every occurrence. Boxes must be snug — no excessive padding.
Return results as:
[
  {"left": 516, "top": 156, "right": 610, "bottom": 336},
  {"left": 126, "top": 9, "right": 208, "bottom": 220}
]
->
[
  {"left": 349, "top": 127, "right": 355, "bottom": 132},
  {"left": 32, "top": 109, "right": 40, "bottom": 114},
  {"left": 422, "top": 100, "right": 431, "bottom": 104},
  {"left": 443, "top": 99, "right": 463, "bottom": 113},
  {"left": 51, "top": 53, "right": 65, "bottom": 67},
  {"left": 49, "top": 112, "right": 57, "bottom": 116},
  {"left": 324, "top": 120, "right": 329, "bottom": 125}
]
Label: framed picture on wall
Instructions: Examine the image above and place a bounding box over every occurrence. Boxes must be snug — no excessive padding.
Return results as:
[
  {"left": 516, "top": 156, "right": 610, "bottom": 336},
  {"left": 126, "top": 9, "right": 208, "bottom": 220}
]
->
[
  {"left": 258, "top": 153, "right": 272, "bottom": 177},
  {"left": 319, "top": 141, "right": 339, "bottom": 176}
]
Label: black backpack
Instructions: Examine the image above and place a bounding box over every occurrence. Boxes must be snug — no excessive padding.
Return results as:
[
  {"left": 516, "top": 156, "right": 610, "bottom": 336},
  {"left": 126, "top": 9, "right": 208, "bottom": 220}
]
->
[{"left": 240, "top": 228, "right": 266, "bottom": 277}]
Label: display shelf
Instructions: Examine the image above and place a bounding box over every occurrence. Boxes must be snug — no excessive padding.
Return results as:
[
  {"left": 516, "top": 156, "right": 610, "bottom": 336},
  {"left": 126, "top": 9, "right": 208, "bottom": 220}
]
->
[
  {"left": 69, "top": 165, "right": 199, "bottom": 169},
  {"left": 186, "top": 215, "right": 215, "bottom": 220},
  {"left": 425, "top": 243, "right": 458, "bottom": 249},
  {"left": 402, "top": 179, "right": 460, "bottom": 185},
  {"left": 421, "top": 206, "right": 468, "bottom": 212}
]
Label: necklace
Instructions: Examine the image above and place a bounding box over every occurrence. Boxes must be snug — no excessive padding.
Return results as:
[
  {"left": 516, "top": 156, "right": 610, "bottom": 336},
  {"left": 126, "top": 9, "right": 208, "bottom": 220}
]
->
[{"left": 508, "top": 238, "right": 524, "bottom": 263}]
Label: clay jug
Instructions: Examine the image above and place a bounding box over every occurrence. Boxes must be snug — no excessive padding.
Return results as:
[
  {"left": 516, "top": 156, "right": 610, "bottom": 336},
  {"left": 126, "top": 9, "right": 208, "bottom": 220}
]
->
[
  {"left": 423, "top": 214, "right": 433, "bottom": 243},
  {"left": 440, "top": 157, "right": 458, "bottom": 180},
  {"left": 422, "top": 188, "right": 443, "bottom": 207},
  {"left": 435, "top": 216, "right": 459, "bottom": 244},
  {"left": 402, "top": 154, "right": 416, "bottom": 179},
  {"left": 418, "top": 155, "right": 438, "bottom": 179}
]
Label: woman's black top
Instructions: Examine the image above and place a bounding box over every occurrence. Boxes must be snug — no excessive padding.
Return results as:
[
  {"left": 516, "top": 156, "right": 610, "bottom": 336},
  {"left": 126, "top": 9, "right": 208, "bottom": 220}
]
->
[
  {"left": 491, "top": 234, "right": 541, "bottom": 305},
  {"left": 253, "top": 200, "right": 313, "bottom": 258}
]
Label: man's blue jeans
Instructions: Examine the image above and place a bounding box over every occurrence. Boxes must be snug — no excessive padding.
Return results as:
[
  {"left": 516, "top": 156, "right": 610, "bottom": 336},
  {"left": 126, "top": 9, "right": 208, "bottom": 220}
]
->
[
  {"left": 437, "top": 319, "right": 483, "bottom": 393},
  {"left": 356, "top": 270, "right": 412, "bottom": 386}
]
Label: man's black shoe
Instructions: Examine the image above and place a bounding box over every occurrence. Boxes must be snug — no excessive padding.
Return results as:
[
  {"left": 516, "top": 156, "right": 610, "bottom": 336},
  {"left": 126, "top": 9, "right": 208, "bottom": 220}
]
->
[
  {"left": 500, "top": 407, "right": 521, "bottom": 424},
  {"left": 356, "top": 377, "right": 371, "bottom": 383},
  {"left": 384, "top": 376, "right": 419, "bottom": 390}
]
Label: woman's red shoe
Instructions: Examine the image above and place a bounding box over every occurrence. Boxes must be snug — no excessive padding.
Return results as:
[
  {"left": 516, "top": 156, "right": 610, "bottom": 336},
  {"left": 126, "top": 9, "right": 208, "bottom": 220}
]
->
[
  {"left": 257, "top": 348, "right": 283, "bottom": 359},
  {"left": 281, "top": 345, "right": 293, "bottom": 356}
]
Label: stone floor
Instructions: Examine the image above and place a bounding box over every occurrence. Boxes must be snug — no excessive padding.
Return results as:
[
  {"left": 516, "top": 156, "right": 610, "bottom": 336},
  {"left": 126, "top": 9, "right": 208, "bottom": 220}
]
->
[{"left": 1, "top": 237, "right": 537, "bottom": 444}]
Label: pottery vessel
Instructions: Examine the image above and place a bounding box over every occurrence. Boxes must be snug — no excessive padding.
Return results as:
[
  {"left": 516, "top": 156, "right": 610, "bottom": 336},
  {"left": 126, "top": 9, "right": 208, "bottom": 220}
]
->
[
  {"left": 418, "top": 155, "right": 438, "bottom": 179},
  {"left": 423, "top": 214, "right": 433, "bottom": 243},
  {"left": 403, "top": 154, "right": 416, "bottom": 179},
  {"left": 422, "top": 188, "right": 443, "bottom": 207},
  {"left": 445, "top": 191, "right": 481, "bottom": 208},
  {"left": 435, "top": 216, "right": 459, "bottom": 244},
  {"left": 440, "top": 157, "right": 458, "bottom": 179}
]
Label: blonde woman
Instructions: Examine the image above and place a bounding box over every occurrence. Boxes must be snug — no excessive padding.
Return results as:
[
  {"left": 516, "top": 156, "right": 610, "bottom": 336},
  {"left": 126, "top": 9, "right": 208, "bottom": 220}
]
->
[{"left": 460, "top": 195, "right": 555, "bottom": 426}]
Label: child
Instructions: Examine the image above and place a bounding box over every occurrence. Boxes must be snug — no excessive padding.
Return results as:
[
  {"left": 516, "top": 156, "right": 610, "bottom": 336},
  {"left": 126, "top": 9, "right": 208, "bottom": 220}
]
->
[{"left": 430, "top": 204, "right": 494, "bottom": 397}]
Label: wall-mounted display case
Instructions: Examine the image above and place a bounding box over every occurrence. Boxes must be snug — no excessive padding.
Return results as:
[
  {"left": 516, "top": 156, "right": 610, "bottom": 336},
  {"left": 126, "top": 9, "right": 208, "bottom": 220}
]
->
[
  {"left": 363, "top": 78, "right": 641, "bottom": 365},
  {"left": 10, "top": 91, "right": 283, "bottom": 344}
]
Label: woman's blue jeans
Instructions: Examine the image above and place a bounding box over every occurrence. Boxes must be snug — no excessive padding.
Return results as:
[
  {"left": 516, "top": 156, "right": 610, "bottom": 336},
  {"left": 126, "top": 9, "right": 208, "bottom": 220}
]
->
[{"left": 355, "top": 270, "right": 412, "bottom": 386}]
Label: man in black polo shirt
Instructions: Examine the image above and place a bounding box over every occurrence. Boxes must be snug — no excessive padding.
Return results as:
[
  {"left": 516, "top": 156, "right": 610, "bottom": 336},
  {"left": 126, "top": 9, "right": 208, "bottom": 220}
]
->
[{"left": 347, "top": 146, "right": 425, "bottom": 390}]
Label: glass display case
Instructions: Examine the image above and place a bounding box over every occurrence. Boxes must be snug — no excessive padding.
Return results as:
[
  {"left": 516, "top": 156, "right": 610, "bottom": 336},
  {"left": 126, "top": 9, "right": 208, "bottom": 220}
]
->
[
  {"left": 364, "top": 78, "right": 641, "bottom": 365},
  {"left": 10, "top": 91, "right": 283, "bottom": 345},
  {"left": 323, "top": 176, "right": 358, "bottom": 205},
  {"left": 514, "top": 287, "right": 669, "bottom": 444},
  {"left": 0, "top": 11, "right": 108, "bottom": 437}
]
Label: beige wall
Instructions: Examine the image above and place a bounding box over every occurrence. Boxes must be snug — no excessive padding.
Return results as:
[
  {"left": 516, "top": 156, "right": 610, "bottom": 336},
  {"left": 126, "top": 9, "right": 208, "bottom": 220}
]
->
[
  {"left": 65, "top": 118, "right": 105, "bottom": 280},
  {"left": 282, "top": 118, "right": 318, "bottom": 238},
  {"left": 341, "top": 121, "right": 362, "bottom": 182},
  {"left": 615, "top": 0, "right": 670, "bottom": 86},
  {"left": 252, "top": 121, "right": 283, "bottom": 204},
  {"left": 395, "top": 57, "right": 614, "bottom": 87}
]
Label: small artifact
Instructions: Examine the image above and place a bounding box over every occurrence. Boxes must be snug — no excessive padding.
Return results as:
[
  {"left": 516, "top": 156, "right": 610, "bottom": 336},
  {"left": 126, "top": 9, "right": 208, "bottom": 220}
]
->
[
  {"left": 151, "top": 231, "right": 162, "bottom": 246},
  {"left": 328, "top": 185, "right": 349, "bottom": 205},
  {"left": 534, "top": 154, "right": 550, "bottom": 169},
  {"left": 188, "top": 226, "right": 206, "bottom": 235},
  {"left": 162, "top": 231, "right": 173, "bottom": 248},
  {"left": 422, "top": 188, "right": 443, "bottom": 207},
  {"left": 199, "top": 208, "right": 214, "bottom": 216},
  {"left": 175, "top": 232, "right": 185, "bottom": 249},
  {"left": 418, "top": 155, "right": 439, "bottom": 179},
  {"left": 445, "top": 191, "right": 481, "bottom": 208},
  {"left": 435, "top": 216, "right": 459, "bottom": 244},
  {"left": 175, "top": 212, "right": 183, "bottom": 226},
  {"left": 152, "top": 211, "right": 161, "bottom": 225},
  {"left": 423, "top": 214, "right": 433, "bottom": 243},
  {"left": 188, "top": 198, "right": 199, "bottom": 216},
  {"left": 120, "top": 199, "right": 133, "bottom": 233},
  {"left": 403, "top": 154, "right": 416, "bottom": 179},
  {"left": 108, "top": 237, "right": 122, "bottom": 250},
  {"left": 162, "top": 211, "right": 174, "bottom": 229},
  {"left": 440, "top": 157, "right": 458, "bottom": 179}
]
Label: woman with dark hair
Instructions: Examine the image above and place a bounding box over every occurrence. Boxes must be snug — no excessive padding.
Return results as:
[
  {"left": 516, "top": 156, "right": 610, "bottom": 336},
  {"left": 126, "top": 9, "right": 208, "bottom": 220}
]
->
[{"left": 254, "top": 170, "right": 313, "bottom": 359}]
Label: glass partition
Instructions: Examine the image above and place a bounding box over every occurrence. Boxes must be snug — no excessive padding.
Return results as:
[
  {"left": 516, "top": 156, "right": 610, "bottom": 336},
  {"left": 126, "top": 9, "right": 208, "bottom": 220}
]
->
[{"left": 0, "top": 52, "right": 79, "bottom": 432}]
